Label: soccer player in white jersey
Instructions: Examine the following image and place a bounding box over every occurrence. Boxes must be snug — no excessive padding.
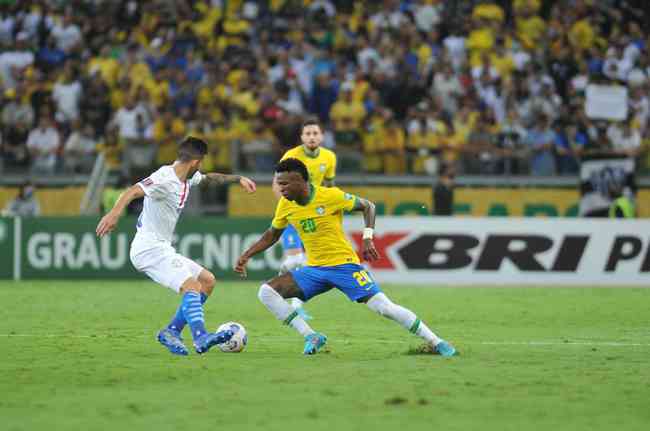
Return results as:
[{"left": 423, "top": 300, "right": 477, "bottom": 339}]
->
[{"left": 96, "top": 136, "right": 257, "bottom": 356}]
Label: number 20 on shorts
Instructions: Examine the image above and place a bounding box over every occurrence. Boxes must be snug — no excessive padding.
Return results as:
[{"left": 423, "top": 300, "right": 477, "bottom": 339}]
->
[{"left": 353, "top": 270, "right": 373, "bottom": 288}]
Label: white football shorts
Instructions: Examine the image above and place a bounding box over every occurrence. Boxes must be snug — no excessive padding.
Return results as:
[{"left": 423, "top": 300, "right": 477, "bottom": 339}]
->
[{"left": 130, "top": 240, "right": 203, "bottom": 293}]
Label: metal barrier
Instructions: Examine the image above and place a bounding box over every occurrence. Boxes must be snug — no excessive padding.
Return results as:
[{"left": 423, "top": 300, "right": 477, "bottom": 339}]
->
[{"left": 79, "top": 154, "right": 108, "bottom": 215}]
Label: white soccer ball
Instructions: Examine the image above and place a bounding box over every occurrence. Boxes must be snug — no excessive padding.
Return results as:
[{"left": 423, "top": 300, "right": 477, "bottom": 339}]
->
[{"left": 216, "top": 321, "right": 247, "bottom": 353}]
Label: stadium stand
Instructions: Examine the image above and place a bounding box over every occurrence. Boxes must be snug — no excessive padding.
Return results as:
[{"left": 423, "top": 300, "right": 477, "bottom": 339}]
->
[{"left": 0, "top": 1, "right": 649, "bottom": 198}]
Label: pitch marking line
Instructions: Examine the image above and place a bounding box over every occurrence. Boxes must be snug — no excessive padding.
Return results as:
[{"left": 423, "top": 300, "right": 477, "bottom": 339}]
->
[
  {"left": 478, "top": 341, "right": 650, "bottom": 347},
  {"left": 0, "top": 334, "right": 649, "bottom": 347}
]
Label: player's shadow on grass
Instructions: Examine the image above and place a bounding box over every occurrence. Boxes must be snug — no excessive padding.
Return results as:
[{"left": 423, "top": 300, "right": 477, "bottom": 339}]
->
[{"left": 406, "top": 344, "right": 462, "bottom": 356}]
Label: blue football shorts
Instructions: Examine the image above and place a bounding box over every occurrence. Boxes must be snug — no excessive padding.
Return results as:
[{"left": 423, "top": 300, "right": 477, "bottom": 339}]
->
[{"left": 290, "top": 263, "right": 382, "bottom": 302}]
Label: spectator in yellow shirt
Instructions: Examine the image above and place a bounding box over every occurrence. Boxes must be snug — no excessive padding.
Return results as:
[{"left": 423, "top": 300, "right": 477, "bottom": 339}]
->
[
  {"left": 88, "top": 46, "right": 120, "bottom": 88},
  {"left": 121, "top": 43, "right": 153, "bottom": 91},
  {"left": 330, "top": 82, "right": 366, "bottom": 130},
  {"left": 467, "top": 19, "right": 495, "bottom": 56},
  {"left": 96, "top": 128, "right": 124, "bottom": 173},
  {"left": 515, "top": 5, "right": 546, "bottom": 49},
  {"left": 514, "top": 0, "right": 541, "bottom": 14},
  {"left": 472, "top": 1, "right": 504, "bottom": 23},
  {"left": 153, "top": 109, "right": 186, "bottom": 165},
  {"left": 361, "top": 112, "right": 385, "bottom": 173},
  {"left": 569, "top": 16, "right": 597, "bottom": 53},
  {"left": 144, "top": 68, "right": 171, "bottom": 109},
  {"left": 382, "top": 113, "right": 407, "bottom": 174}
]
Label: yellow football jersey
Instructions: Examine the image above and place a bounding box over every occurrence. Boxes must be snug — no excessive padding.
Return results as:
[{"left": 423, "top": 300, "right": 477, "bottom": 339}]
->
[
  {"left": 271, "top": 186, "right": 359, "bottom": 267},
  {"left": 280, "top": 145, "right": 337, "bottom": 186}
]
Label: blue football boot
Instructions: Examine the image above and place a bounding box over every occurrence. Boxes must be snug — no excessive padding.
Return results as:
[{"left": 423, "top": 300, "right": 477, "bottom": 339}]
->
[
  {"left": 157, "top": 328, "right": 189, "bottom": 356},
  {"left": 194, "top": 329, "right": 234, "bottom": 354},
  {"left": 434, "top": 340, "right": 457, "bottom": 357},
  {"left": 303, "top": 332, "right": 327, "bottom": 355}
]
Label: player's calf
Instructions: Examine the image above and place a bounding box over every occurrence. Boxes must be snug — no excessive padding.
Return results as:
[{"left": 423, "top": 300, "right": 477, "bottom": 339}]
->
[
  {"left": 366, "top": 293, "right": 457, "bottom": 356},
  {"left": 179, "top": 278, "right": 231, "bottom": 354},
  {"left": 258, "top": 279, "right": 322, "bottom": 353}
]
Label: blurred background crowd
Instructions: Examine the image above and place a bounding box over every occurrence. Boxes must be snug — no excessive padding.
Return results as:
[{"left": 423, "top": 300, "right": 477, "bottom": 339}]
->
[{"left": 1, "top": 0, "right": 650, "bottom": 179}]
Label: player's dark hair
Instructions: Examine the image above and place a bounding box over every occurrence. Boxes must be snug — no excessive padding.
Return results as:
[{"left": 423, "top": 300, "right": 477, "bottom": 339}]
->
[
  {"left": 300, "top": 117, "right": 322, "bottom": 134},
  {"left": 178, "top": 136, "right": 208, "bottom": 161},
  {"left": 275, "top": 158, "right": 309, "bottom": 182}
]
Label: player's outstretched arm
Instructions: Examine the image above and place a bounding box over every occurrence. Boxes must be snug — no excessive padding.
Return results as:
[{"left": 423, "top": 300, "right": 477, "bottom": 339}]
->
[
  {"left": 204, "top": 173, "right": 256, "bottom": 193},
  {"left": 350, "top": 197, "right": 379, "bottom": 262},
  {"left": 235, "top": 227, "right": 284, "bottom": 277},
  {"left": 95, "top": 184, "right": 145, "bottom": 237}
]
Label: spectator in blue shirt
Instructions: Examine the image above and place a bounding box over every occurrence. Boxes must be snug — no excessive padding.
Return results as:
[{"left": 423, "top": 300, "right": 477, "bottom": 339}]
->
[
  {"left": 526, "top": 114, "right": 557, "bottom": 176},
  {"left": 554, "top": 119, "right": 579, "bottom": 174}
]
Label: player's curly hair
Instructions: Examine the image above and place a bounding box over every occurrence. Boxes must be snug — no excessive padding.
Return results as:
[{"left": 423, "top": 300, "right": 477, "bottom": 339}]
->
[
  {"left": 275, "top": 158, "right": 309, "bottom": 182},
  {"left": 178, "top": 136, "right": 208, "bottom": 161}
]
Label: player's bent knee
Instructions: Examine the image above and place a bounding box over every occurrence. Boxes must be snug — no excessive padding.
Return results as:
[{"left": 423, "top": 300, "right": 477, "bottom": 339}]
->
[
  {"left": 258, "top": 284, "right": 275, "bottom": 303},
  {"left": 180, "top": 277, "right": 202, "bottom": 294},
  {"left": 367, "top": 292, "right": 393, "bottom": 317},
  {"left": 267, "top": 273, "right": 303, "bottom": 299},
  {"left": 200, "top": 271, "right": 216, "bottom": 295}
]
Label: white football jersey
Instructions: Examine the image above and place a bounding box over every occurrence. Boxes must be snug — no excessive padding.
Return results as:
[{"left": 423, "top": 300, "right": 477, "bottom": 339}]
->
[{"left": 133, "top": 164, "right": 203, "bottom": 245}]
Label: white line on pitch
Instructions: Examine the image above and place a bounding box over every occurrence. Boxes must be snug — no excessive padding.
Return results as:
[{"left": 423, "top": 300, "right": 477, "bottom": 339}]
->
[
  {"left": 0, "top": 334, "right": 649, "bottom": 347},
  {"left": 478, "top": 341, "right": 650, "bottom": 347}
]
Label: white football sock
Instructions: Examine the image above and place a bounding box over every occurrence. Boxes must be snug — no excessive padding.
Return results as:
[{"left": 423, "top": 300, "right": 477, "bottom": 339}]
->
[
  {"left": 290, "top": 297, "right": 305, "bottom": 309},
  {"left": 367, "top": 293, "right": 442, "bottom": 346},
  {"left": 258, "top": 284, "right": 314, "bottom": 337}
]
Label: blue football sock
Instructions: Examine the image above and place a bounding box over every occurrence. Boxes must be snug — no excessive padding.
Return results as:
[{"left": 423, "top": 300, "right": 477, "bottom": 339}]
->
[
  {"left": 181, "top": 292, "right": 208, "bottom": 340},
  {"left": 167, "top": 292, "right": 208, "bottom": 332}
]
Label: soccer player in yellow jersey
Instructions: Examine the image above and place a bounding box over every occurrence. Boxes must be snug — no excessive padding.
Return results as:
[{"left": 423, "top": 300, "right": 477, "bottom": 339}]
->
[
  {"left": 235, "top": 159, "right": 457, "bottom": 357},
  {"left": 276, "top": 119, "right": 337, "bottom": 274},
  {"left": 280, "top": 119, "right": 337, "bottom": 186}
]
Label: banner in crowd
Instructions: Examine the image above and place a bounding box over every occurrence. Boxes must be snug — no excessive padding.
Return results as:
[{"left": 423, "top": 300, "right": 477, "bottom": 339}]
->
[
  {"left": 579, "top": 157, "right": 636, "bottom": 216},
  {"left": 344, "top": 217, "right": 650, "bottom": 286},
  {"left": 585, "top": 84, "right": 628, "bottom": 120},
  {"left": 2, "top": 216, "right": 649, "bottom": 286}
]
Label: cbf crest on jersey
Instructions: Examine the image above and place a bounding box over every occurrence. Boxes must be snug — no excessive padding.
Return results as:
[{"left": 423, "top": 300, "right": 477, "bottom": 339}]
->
[
  {"left": 319, "top": 163, "right": 326, "bottom": 172},
  {"left": 316, "top": 206, "right": 325, "bottom": 215}
]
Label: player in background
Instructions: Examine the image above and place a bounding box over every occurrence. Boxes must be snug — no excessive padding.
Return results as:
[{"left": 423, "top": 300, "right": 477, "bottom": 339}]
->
[
  {"left": 274, "top": 118, "right": 336, "bottom": 313},
  {"left": 96, "top": 136, "right": 257, "bottom": 356},
  {"left": 235, "top": 158, "right": 456, "bottom": 357}
]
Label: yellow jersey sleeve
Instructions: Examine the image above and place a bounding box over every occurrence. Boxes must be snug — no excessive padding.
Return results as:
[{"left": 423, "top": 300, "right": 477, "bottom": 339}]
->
[
  {"left": 271, "top": 199, "right": 289, "bottom": 229},
  {"left": 327, "top": 187, "right": 357, "bottom": 213},
  {"left": 324, "top": 151, "right": 337, "bottom": 180}
]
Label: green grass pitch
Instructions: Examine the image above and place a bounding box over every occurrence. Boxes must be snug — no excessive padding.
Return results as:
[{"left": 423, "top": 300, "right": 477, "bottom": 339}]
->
[{"left": 1, "top": 281, "right": 649, "bottom": 431}]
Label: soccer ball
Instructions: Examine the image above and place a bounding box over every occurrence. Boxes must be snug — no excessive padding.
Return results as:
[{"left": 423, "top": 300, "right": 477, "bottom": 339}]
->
[{"left": 216, "top": 321, "right": 247, "bottom": 353}]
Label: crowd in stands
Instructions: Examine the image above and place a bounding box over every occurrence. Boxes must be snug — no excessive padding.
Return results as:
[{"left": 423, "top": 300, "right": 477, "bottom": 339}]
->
[{"left": 1, "top": 0, "right": 650, "bottom": 179}]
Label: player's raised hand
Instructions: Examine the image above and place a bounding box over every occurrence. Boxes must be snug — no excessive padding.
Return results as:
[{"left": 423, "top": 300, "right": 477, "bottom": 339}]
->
[
  {"left": 96, "top": 211, "right": 119, "bottom": 238},
  {"left": 234, "top": 255, "right": 249, "bottom": 278},
  {"left": 362, "top": 239, "right": 380, "bottom": 262},
  {"left": 239, "top": 176, "right": 256, "bottom": 193}
]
